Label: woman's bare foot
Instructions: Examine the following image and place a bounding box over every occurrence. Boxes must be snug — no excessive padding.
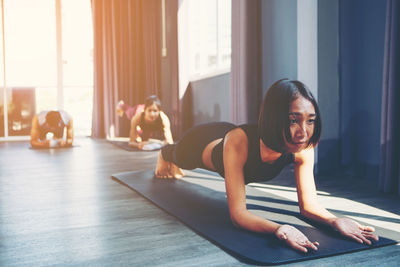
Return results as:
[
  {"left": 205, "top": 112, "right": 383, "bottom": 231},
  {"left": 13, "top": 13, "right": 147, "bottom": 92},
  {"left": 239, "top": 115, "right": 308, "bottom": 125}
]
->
[
  {"left": 169, "top": 163, "right": 184, "bottom": 179},
  {"left": 155, "top": 152, "right": 172, "bottom": 178}
]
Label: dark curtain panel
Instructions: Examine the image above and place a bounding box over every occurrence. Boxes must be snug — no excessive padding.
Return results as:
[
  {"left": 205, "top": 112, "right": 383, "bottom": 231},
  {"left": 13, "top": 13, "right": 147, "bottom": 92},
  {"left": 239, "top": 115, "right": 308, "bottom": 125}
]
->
[
  {"left": 91, "top": 0, "right": 161, "bottom": 138},
  {"left": 230, "top": 0, "right": 262, "bottom": 125},
  {"left": 380, "top": 0, "right": 400, "bottom": 195}
]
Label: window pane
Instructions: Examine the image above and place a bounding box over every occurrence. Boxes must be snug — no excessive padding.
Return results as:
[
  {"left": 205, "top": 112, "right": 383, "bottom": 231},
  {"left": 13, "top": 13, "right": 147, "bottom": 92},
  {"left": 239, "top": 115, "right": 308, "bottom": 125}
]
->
[
  {"left": 4, "top": 0, "right": 57, "bottom": 87},
  {"left": 205, "top": 0, "right": 218, "bottom": 72},
  {"left": 35, "top": 87, "right": 58, "bottom": 111},
  {"left": 181, "top": 0, "right": 231, "bottom": 79},
  {"left": 63, "top": 86, "right": 93, "bottom": 136},
  {"left": 188, "top": 0, "right": 218, "bottom": 76},
  {"left": 0, "top": 12, "right": 4, "bottom": 87},
  {"left": 7, "top": 87, "right": 35, "bottom": 136},
  {"left": 62, "top": 0, "right": 93, "bottom": 86},
  {"left": 62, "top": 0, "right": 93, "bottom": 135},
  {"left": 218, "top": 0, "right": 231, "bottom": 68},
  {"left": 3, "top": 0, "right": 57, "bottom": 137},
  {"left": 0, "top": 88, "right": 7, "bottom": 137},
  {"left": 0, "top": 0, "right": 93, "bottom": 138}
]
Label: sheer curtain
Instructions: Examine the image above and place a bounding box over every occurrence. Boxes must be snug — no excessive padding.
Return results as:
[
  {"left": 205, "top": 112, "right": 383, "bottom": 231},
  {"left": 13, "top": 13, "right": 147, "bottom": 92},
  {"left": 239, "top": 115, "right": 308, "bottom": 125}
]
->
[
  {"left": 380, "top": 0, "right": 400, "bottom": 195},
  {"left": 91, "top": 0, "right": 161, "bottom": 138},
  {"left": 230, "top": 0, "right": 262, "bottom": 125}
]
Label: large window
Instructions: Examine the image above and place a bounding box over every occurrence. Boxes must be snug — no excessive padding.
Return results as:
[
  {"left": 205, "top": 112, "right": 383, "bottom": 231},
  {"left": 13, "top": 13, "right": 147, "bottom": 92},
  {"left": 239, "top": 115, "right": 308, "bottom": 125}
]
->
[
  {"left": 178, "top": 0, "right": 231, "bottom": 84},
  {"left": 0, "top": 0, "right": 93, "bottom": 139}
]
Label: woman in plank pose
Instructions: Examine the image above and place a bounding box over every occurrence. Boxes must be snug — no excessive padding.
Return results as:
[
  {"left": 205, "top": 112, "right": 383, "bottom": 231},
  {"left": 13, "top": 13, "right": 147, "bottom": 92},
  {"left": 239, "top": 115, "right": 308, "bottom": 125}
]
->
[
  {"left": 118, "top": 95, "right": 174, "bottom": 150},
  {"left": 30, "top": 110, "right": 73, "bottom": 148},
  {"left": 154, "top": 78, "right": 378, "bottom": 253}
]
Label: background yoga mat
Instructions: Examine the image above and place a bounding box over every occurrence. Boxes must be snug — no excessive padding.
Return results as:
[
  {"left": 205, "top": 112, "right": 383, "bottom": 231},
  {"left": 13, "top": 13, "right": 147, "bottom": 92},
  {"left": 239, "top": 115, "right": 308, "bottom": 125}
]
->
[
  {"left": 29, "top": 144, "right": 79, "bottom": 149},
  {"left": 107, "top": 140, "right": 161, "bottom": 151},
  {"left": 112, "top": 170, "right": 399, "bottom": 265}
]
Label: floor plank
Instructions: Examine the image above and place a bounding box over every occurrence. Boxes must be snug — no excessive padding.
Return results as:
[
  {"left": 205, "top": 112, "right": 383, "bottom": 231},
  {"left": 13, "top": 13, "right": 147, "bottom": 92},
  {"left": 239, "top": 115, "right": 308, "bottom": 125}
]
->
[{"left": 0, "top": 138, "right": 398, "bottom": 266}]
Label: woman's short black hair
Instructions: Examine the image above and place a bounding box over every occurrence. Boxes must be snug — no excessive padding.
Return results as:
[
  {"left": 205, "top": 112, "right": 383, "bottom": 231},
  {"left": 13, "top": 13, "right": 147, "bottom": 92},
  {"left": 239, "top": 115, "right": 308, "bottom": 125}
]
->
[
  {"left": 46, "top": 111, "right": 64, "bottom": 128},
  {"left": 258, "top": 78, "right": 321, "bottom": 153},
  {"left": 144, "top": 95, "right": 162, "bottom": 109}
]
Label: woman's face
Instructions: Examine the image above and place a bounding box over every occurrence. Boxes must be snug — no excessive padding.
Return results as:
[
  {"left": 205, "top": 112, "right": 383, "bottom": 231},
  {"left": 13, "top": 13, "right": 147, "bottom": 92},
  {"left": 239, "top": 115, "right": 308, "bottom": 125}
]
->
[
  {"left": 144, "top": 103, "right": 160, "bottom": 123},
  {"left": 284, "top": 96, "right": 316, "bottom": 153}
]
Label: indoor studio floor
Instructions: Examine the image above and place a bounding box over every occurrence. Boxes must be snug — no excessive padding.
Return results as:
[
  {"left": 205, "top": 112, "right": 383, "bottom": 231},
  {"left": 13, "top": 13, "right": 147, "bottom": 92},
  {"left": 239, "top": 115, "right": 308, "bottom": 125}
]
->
[{"left": 0, "top": 138, "right": 399, "bottom": 266}]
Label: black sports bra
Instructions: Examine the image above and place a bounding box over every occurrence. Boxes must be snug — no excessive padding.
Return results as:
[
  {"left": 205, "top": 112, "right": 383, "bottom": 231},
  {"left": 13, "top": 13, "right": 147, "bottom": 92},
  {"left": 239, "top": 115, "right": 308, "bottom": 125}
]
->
[
  {"left": 211, "top": 124, "right": 295, "bottom": 184},
  {"left": 138, "top": 112, "right": 164, "bottom": 141}
]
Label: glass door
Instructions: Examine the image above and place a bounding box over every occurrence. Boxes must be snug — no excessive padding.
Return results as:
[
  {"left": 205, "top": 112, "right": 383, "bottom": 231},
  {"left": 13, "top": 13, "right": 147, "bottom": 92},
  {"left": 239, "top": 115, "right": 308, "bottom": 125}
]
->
[
  {"left": 0, "top": 0, "right": 93, "bottom": 139},
  {"left": 61, "top": 0, "right": 93, "bottom": 137}
]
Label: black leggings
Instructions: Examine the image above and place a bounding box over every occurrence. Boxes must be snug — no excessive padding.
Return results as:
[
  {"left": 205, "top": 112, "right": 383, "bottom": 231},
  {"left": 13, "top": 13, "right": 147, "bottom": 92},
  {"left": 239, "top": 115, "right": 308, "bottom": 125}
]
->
[{"left": 161, "top": 122, "right": 236, "bottom": 170}]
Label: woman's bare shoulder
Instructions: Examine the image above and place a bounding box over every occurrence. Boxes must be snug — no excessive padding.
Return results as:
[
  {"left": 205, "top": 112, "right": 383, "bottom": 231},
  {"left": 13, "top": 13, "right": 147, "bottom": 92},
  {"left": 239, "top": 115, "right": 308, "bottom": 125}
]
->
[
  {"left": 224, "top": 127, "right": 248, "bottom": 151},
  {"left": 160, "top": 111, "right": 170, "bottom": 124},
  {"left": 160, "top": 111, "right": 169, "bottom": 118},
  {"left": 131, "top": 111, "right": 143, "bottom": 124},
  {"left": 223, "top": 127, "right": 248, "bottom": 166}
]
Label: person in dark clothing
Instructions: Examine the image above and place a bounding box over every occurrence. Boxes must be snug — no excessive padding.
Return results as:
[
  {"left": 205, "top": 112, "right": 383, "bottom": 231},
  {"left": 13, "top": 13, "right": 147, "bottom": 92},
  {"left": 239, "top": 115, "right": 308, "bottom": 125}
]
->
[
  {"left": 30, "top": 110, "right": 73, "bottom": 148},
  {"left": 128, "top": 95, "right": 174, "bottom": 150},
  {"left": 155, "top": 79, "right": 378, "bottom": 253}
]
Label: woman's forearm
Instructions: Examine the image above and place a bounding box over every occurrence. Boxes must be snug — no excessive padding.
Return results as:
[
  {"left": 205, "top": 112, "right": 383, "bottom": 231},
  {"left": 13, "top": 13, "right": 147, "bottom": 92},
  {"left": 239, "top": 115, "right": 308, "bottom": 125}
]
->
[
  {"left": 300, "top": 205, "right": 337, "bottom": 227},
  {"left": 128, "top": 141, "right": 140, "bottom": 148},
  {"left": 231, "top": 209, "right": 281, "bottom": 234},
  {"left": 31, "top": 139, "right": 49, "bottom": 148}
]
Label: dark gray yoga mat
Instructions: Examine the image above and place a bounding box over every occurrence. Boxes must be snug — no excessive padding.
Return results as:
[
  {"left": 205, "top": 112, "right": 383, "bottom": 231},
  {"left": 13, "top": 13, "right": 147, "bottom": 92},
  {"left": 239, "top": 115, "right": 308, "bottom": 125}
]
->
[{"left": 112, "top": 169, "right": 399, "bottom": 265}]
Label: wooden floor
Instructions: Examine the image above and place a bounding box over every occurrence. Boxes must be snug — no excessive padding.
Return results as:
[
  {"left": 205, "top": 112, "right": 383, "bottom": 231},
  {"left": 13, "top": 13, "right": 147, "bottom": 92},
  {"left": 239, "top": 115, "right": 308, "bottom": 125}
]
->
[{"left": 0, "top": 138, "right": 399, "bottom": 266}]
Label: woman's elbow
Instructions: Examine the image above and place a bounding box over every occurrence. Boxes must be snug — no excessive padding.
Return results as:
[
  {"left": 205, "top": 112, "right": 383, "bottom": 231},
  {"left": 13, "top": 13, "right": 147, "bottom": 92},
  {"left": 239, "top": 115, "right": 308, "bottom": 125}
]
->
[
  {"left": 229, "top": 209, "right": 245, "bottom": 228},
  {"left": 299, "top": 205, "right": 318, "bottom": 218},
  {"left": 230, "top": 215, "right": 240, "bottom": 228},
  {"left": 30, "top": 139, "right": 38, "bottom": 147},
  {"left": 300, "top": 208, "right": 309, "bottom": 217}
]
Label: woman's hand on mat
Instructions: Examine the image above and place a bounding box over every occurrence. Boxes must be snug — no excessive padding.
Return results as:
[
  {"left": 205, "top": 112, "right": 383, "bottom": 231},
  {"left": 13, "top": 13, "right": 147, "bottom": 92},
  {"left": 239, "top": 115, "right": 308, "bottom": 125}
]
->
[
  {"left": 58, "top": 139, "right": 67, "bottom": 147},
  {"left": 331, "top": 218, "right": 379, "bottom": 245},
  {"left": 58, "top": 140, "right": 72, "bottom": 147},
  {"left": 138, "top": 142, "right": 148, "bottom": 150},
  {"left": 275, "top": 224, "right": 319, "bottom": 253}
]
